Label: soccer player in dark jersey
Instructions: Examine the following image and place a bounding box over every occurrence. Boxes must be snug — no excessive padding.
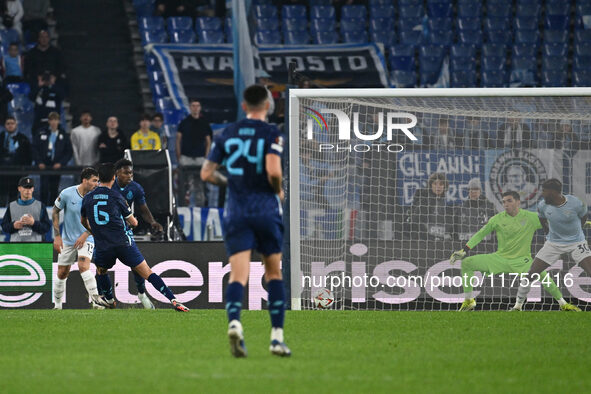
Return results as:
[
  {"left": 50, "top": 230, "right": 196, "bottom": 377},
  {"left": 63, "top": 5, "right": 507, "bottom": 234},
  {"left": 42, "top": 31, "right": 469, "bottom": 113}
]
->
[
  {"left": 201, "top": 84, "right": 290, "bottom": 358},
  {"left": 113, "top": 158, "right": 164, "bottom": 309},
  {"left": 81, "top": 163, "right": 189, "bottom": 312}
]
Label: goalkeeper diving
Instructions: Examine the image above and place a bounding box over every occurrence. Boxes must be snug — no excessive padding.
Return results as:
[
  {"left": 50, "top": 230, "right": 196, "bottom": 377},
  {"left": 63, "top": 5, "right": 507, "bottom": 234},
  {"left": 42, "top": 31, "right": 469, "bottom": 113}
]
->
[{"left": 449, "top": 190, "right": 579, "bottom": 312}]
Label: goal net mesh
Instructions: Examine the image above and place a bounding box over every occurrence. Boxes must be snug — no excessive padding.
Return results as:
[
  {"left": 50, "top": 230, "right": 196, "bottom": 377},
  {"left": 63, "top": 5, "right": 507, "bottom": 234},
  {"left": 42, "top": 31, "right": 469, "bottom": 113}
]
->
[{"left": 291, "top": 92, "right": 591, "bottom": 311}]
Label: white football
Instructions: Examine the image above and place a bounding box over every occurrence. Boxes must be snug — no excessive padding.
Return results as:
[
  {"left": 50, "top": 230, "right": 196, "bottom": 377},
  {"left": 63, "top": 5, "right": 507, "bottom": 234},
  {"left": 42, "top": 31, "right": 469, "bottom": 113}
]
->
[{"left": 313, "top": 288, "right": 334, "bottom": 309}]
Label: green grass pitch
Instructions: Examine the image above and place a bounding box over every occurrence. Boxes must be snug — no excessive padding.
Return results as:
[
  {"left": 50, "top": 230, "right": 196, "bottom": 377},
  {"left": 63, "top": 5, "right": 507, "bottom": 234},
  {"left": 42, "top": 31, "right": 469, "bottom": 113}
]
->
[{"left": 1, "top": 310, "right": 590, "bottom": 393}]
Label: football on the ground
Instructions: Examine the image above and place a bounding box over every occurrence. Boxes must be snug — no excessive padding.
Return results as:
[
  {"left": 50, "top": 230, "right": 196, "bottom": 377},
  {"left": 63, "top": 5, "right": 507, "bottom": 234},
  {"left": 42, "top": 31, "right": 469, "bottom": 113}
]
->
[{"left": 313, "top": 288, "right": 334, "bottom": 309}]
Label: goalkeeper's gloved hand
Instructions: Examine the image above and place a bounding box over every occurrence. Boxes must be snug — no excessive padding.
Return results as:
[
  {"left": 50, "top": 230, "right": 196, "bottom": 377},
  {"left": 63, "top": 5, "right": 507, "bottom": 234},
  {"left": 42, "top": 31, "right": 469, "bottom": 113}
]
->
[{"left": 449, "top": 249, "right": 466, "bottom": 265}]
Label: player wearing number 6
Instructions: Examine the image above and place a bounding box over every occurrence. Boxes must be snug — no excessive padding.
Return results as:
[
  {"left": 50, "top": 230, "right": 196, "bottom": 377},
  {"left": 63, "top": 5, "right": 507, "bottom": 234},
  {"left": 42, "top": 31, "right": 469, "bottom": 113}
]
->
[
  {"left": 449, "top": 190, "right": 576, "bottom": 312},
  {"left": 201, "top": 84, "right": 290, "bottom": 358},
  {"left": 514, "top": 179, "right": 590, "bottom": 311}
]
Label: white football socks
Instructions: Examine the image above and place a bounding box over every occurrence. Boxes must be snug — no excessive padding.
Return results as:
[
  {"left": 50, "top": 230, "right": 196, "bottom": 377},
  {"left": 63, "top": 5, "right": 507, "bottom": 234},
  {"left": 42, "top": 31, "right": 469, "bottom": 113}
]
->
[
  {"left": 54, "top": 277, "right": 67, "bottom": 307},
  {"left": 271, "top": 327, "right": 284, "bottom": 343},
  {"left": 80, "top": 270, "right": 98, "bottom": 297}
]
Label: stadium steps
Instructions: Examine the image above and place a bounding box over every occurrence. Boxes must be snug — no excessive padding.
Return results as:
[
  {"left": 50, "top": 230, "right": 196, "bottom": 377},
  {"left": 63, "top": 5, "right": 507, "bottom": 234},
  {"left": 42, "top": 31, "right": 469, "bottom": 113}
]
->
[{"left": 52, "top": 0, "right": 145, "bottom": 134}]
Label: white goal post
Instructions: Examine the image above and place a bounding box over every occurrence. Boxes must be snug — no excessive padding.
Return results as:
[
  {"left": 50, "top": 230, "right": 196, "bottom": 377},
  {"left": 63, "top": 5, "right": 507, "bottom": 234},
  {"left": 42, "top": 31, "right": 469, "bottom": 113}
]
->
[{"left": 288, "top": 88, "right": 591, "bottom": 311}]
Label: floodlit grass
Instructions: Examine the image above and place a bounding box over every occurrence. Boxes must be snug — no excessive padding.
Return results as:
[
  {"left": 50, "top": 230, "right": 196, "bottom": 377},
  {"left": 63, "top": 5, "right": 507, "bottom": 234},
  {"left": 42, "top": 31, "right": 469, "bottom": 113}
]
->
[{"left": 1, "top": 310, "right": 590, "bottom": 393}]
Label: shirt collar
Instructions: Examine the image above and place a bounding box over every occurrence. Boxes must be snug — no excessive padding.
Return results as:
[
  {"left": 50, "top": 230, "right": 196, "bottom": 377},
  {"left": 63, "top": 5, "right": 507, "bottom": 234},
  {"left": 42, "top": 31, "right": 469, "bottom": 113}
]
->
[{"left": 17, "top": 197, "right": 35, "bottom": 205}]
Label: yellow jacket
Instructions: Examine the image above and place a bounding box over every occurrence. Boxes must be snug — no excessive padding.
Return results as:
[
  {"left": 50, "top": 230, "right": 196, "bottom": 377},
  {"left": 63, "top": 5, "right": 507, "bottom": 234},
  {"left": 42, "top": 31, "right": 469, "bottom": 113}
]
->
[{"left": 130, "top": 130, "right": 161, "bottom": 150}]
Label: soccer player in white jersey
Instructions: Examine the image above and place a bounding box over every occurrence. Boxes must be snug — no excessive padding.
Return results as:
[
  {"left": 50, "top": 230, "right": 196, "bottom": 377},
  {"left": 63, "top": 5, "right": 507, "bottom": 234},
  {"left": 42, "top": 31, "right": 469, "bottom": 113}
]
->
[
  {"left": 52, "top": 167, "right": 109, "bottom": 309},
  {"left": 513, "top": 179, "right": 590, "bottom": 311}
]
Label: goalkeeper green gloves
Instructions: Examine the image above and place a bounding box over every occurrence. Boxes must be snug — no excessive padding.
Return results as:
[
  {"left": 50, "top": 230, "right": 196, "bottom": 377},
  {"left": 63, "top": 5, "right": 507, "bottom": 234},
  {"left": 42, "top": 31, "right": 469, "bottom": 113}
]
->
[{"left": 449, "top": 249, "right": 466, "bottom": 265}]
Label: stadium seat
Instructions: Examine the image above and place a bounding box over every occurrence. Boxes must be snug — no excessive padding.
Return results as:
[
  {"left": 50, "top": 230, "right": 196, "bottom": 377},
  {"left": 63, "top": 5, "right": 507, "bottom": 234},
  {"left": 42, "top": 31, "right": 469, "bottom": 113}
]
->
[
  {"left": 457, "top": 0, "right": 482, "bottom": 18},
  {"left": 481, "top": 70, "right": 507, "bottom": 87},
  {"left": 156, "top": 97, "right": 174, "bottom": 111},
  {"left": 371, "top": 30, "right": 396, "bottom": 47},
  {"left": 545, "top": 15, "right": 570, "bottom": 30},
  {"left": 254, "top": 5, "right": 277, "bottom": 19},
  {"left": 544, "top": 29, "right": 569, "bottom": 44},
  {"left": 163, "top": 109, "right": 185, "bottom": 125},
  {"left": 389, "top": 45, "right": 415, "bottom": 71},
  {"left": 196, "top": 17, "right": 222, "bottom": 32},
  {"left": 150, "top": 71, "right": 165, "bottom": 84},
  {"left": 517, "top": 4, "right": 541, "bottom": 18},
  {"left": 427, "top": 1, "right": 453, "bottom": 18},
  {"left": 482, "top": 43, "right": 506, "bottom": 57},
  {"left": 310, "top": 0, "right": 331, "bottom": 5},
  {"left": 284, "top": 30, "right": 309, "bottom": 44},
  {"left": 171, "top": 30, "right": 196, "bottom": 43},
  {"left": 457, "top": 17, "right": 481, "bottom": 31},
  {"left": 255, "top": 17, "right": 279, "bottom": 32},
  {"left": 342, "top": 5, "right": 367, "bottom": 20},
  {"left": 546, "top": 0, "right": 570, "bottom": 16},
  {"left": 574, "top": 55, "right": 591, "bottom": 70},
  {"left": 399, "top": 4, "right": 424, "bottom": 19},
  {"left": 369, "top": 0, "right": 392, "bottom": 6},
  {"left": 486, "top": 1, "right": 512, "bottom": 18},
  {"left": 428, "top": 30, "right": 453, "bottom": 46},
  {"left": 198, "top": 30, "right": 224, "bottom": 44},
  {"left": 152, "top": 83, "right": 168, "bottom": 98},
  {"left": 451, "top": 56, "right": 474, "bottom": 71},
  {"left": 282, "top": 5, "right": 306, "bottom": 19},
  {"left": 427, "top": 17, "right": 452, "bottom": 32},
  {"left": 311, "top": 18, "right": 336, "bottom": 33},
  {"left": 141, "top": 30, "right": 167, "bottom": 44},
  {"left": 485, "top": 29, "right": 512, "bottom": 45},
  {"left": 544, "top": 42, "right": 568, "bottom": 57},
  {"left": 458, "top": 30, "right": 482, "bottom": 46},
  {"left": 391, "top": 70, "right": 417, "bottom": 88},
  {"left": 283, "top": 18, "right": 307, "bottom": 32},
  {"left": 370, "top": 18, "right": 395, "bottom": 34},
  {"left": 451, "top": 70, "right": 477, "bottom": 87},
  {"left": 390, "top": 44, "right": 415, "bottom": 57},
  {"left": 575, "top": 42, "right": 591, "bottom": 56},
  {"left": 167, "top": 16, "right": 192, "bottom": 31},
  {"left": 515, "top": 30, "right": 539, "bottom": 46},
  {"left": 313, "top": 31, "right": 339, "bottom": 44},
  {"left": 139, "top": 16, "right": 164, "bottom": 31},
  {"left": 369, "top": 5, "right": 395, "bottom": 19},
  {"left": 511, "top": 56, "right": 537, "bottom": 86},
  {"left": 419, "top": 44, "right": 445, "bottom": 59},
  {"left": 340, "top": 18, "right": 366, "bottom": 33},
  {"left": 484, "top": 16, "right": 509, "bottom": 31},
  {"left": 400, "top": 30, "right": 423, "bottom": 46},
  {"left": 342, "top": 30, "right": 368, "bottom": 43},
  {"left": 514, "top": 17, "right": 538, "bottom": 31},
  {"left": 575, "top": 29, "right": 591, "bottom": 44},
  {"left": 419, "top": 56, "right": 443, "bottom": 86},
  {"left": 482, "top": 56, "right": 506, "bottom": 71},
  {"left": 399, "top": 17, "right": 422, "bottom": 32},
  {"left": 310, "top": 5, "right": 335, "bottom": 20},
  {"left": 542, "top": 69, "right": 568, "bottom": 87},
  {"left": 512, "top": 56, "right": 537, "bottom": 71},
  {"left": 450, "top": 44, "right": 476, "bottom": 59},
  {"left": 573, "top": 70, "right": 591, "bottom": 86},
  {"left": 513, "top": 43, "right": 537, "bottom": 58},
  {"left": 6, "top": 82, "right": 30, "bottom": 97},
  {"left": 542, "top": 55, "right": 567, "bottom": 71},
  {"left": 255, "top": 30, "right": 281, "bottom": 45}
]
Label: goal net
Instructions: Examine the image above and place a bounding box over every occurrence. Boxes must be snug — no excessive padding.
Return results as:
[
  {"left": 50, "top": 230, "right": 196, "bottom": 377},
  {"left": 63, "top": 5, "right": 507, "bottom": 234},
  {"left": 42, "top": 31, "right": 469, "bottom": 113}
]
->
[{"left": 288, "top": 88, "right": 591, "bottom": 311}]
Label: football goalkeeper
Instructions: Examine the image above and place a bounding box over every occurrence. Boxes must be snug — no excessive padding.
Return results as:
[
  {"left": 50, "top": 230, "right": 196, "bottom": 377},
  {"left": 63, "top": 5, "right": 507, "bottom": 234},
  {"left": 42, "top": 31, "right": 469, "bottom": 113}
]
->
[{"left": 449, "top": 190, "right": 578, "bottom": 311}]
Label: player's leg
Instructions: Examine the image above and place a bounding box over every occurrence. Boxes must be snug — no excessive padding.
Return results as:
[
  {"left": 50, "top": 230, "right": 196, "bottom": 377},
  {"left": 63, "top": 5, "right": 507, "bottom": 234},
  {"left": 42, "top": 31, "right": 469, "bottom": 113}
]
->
[
  {"left": 76, "top": 242, "right": 100, "bottom": 305},
  {"left": 132, "top": 271, "right": 155, "bottom": 309},
  {"left": 94, "top": 249, "right": 117, "bottom": 308},
  {"left": 459, "top": 253, "right": 496, "bottom": 311},
  {"left": 513, "top": 257, "right": 551, "bottom": 310},
  {"left": 54, "top": 246, "right": 76, "bottom": 309}
]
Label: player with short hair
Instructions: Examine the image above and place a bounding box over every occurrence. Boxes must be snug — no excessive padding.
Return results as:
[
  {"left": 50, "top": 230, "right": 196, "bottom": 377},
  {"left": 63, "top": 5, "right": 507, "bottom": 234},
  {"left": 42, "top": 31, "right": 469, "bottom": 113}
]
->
[
  {"left": 52, "top": 167, "right": 109, "bottom": 309},
  {"left": 513, "top": 179, "right": 590, "bottom": 311},
  {"left": 200, "top": 84, "right": 290, "bottom": 358},
  {"left": 113, "top": 158, "right": 164, "bottom": 309},
  {"left": 81, "top": 162, "right": 189, "bottom": 312},
  {"left": 449, "top": 190, "right": 577, "bottom": 311}
]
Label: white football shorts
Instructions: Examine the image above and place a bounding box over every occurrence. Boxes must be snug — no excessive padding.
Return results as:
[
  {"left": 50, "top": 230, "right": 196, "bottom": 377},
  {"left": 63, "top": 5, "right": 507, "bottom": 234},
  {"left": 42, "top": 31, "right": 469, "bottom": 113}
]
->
[
  {"left": 57, "top": 242, "right": 94, "bottom": 266},
  {"left": 535, "top": 240, "right": 591, "bottom": 265}
]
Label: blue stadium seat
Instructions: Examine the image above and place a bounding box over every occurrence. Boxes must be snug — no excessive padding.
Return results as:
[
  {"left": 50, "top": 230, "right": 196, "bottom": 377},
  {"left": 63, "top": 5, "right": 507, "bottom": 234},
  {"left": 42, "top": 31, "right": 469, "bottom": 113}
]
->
[
  {"left": 313, "top": 31, "right": 339, "bottom": 44},
  {"left": 167, "top": 16, "right": 192, "bottom": 31},
  {"left": 512, "top": 43, "right": 537, "bottom": 58},
  {"left": 282, "top": 5, "right": 306, "bottom": 19},
  {"left": 542, "top": 55, "right": 567, "bottom": 71},
  {"left": 515, "top": 30, "right": 539, "bottom": 46},
  {"left": 310, "top": 0, "right": 331, "bottom": 5},
  {"left": 391, "top": 70, "right": 417, "bottom": 88},
  {"left": 545, "top": 15, "right": 570, "bottom": 30},
  {"left": 284, "top": 30, "right": 309, "bottom": 45},
  {"left": 482, "top": 43, "right": 506, "bottom": 57},
  {"left": 150, "top": 71, "right": 165, "bottom": 84},
  {"left": 369, "top": 5, "right": 395, "bottom": 19},
  {"left": 512, "top": 56, "right": 537, "bottom": 71},
  {"left": 310, "top": 6, "right": 335, "bottom": 20},
  {"left": 369, "top": 0, "right": 392, "bottom": 6},
  {"left": 399, "top": 4, "right": 424, "bottom": 19},
  {"left": 156, "top": 97, "right": 174, "bottom": 111},
  {"left": 399, "top": 17, "right": 422, "bottom": 32},
  {"left": 482, "top": 56, "right": 506, "bottom": 71},
  {"left": 163, "top": 109, "right": 185, "bottom": 125},
  {"left": 487, "top": 1, "right": 512, "bottom": 18},
  {"left": 141, "top": 30, "right": 167, "bottom": 44},
  {"left": 451, "top": 56, "right": 475, "bottom": 71},
  {"left": 389, "top": 45, "right": 415, "bottom": 71},
  {"left": 340, "top": 18, "right": 366, "bottom": 33},
  {"left": 458, "top": 30, "right": 482, "bottom": 46},
  {"left": 575, "top": 42, "right": 591, "bottom": 56},
  {"left": 343, "top": 30, "right": 368, "bottom": 43},
  {"left": 371, "top": 30, "right": 396, "bottom": 47},
  {"left": 574, "top": 55, "right": 591, "bottom": 70},
  {"left": 6, "top": 83, "right": 30, "bottom": 97},
  {"left": 427, "top": 1, "right": 453, "bottom": 18},
  {"left": 544, "top": 42, "right": 568, "bottom": 57},
  {"left": 399, "top": 0, "right": 423, "bottom": 4},
  {"left": 511, "top": 56, "right": 538, "bottom": 86},
  {"left": 283, "top": 18, "right": 307, "bottom": 32},
  {"left": 427, "top": 17, "right": 452, "bottom": 31},
  {"left": 546, "top": 0, "right": 570, "bottom": 16},
  {"left": 419, "top": 44, "right": 445, "bottom": 59},
  {"left": 199, "top": 30, "right": 224, "bottom": 44},
  {"left": 575, "top": 29, "right": 591, "bottom": 44},
  {"left": 457, "top": 0, "right": 482, "bottom": 17},
  {"left": 428, "top": 30, "right": 453, "bottom": 46},
  {"left": 390, "top": 44, "right": 415, "bottom": 57},
  {"left": 400, "top": 30, "right": 423, "bottom": 46},
  {"left": 514, "top": 17, "right": 538, "bottom": 31},
  {"left": 484, "top": 16, "right": 509, "bottom": 31},
  {"left": 311, "top": 18, "right": 336, "bottom": 33},
  {"left": 481, "top": 70, "right": 507, "bottom": 87},
  {"left": 370, "top": 18, "right": 395, "bottom": 34},
  {"left": 254, "top": 5, "right": 278, "bottom": 19},
  {"left": 542, "top": 69, "right": 568, "bottom": 87},
  {"left": 457, "top": 17, "right": 481, "bottom": 31},
  {"left": 139, "top": 16, "right": 164, "bottom": 31},
  {"left": 516, "top": 3, "right": 541, "bottom": 18},
  {"left": 171, "top": 30, "right": 196, "bottom": 43},
  {"left": 419, "top": 55, "right": 443, "bottom": 86},
  {"left": 485, "top": 30, "right": 512, "bottom": 45},
  {"left": 450, "top": 44, "right": 476, "bottom": 59},
  {"left": 145, "top": 53, "right": 160, "bottom": 72},
  {"left": 255, "top": 30, "right": 281, "bottom": 45},
  {"left": 255, "top": 17, "right": 279, "bottom": 31},
  {"left": 573, "top": 70, "right": 591, "bottom": 86},
  {"left": 196, "top": 17, "right": 222, "bottom": 32},
  {"left": 342, "top": 5, "right": 367, "bottom": 20},
  {"left": 544, "top": 29, "right": 569, "bottom": 44},
  {"left": 152, "top": 83, "right": 168, "bottom": 98},
  {"left": 451, "top": 69, "right": 477, "bottom": 87}
]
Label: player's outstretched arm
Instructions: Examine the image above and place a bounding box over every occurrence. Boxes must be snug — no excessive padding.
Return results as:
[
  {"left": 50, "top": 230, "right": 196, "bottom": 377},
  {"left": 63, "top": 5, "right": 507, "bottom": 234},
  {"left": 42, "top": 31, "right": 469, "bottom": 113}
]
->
[
  {"left": 138, "top": 203, "right": 163, "bottom": 233},
  {"left": 450, "top": 218, "right": 495, "bottom": 263},
  {"left": 200, "top": 159, "right": 227, "bottom": 186}
]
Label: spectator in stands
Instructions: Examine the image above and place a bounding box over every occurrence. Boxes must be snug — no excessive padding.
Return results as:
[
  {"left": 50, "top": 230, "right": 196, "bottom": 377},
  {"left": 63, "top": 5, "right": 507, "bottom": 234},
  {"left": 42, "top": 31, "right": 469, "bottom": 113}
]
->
[
  {"left": 1, "top": 176, "right": 51, "bottom": 241},
  {"left": 408, "top": 172, "right": 453, "bottom": 240},
  {"left": 131, "top": 114, "right": 161, "bottom": 151},
  {"left": 22, "top": 0, "right": 49, "bottom": 40},
  {"left": 454, "top": 178, "right": 496, "bottom": 242},
  {"left": 423, "top": 117, "right": 460, "bottom": 150},
  {"left": 70, "top": 110, "right": 101, "bottom": 166},
  {"left": 33, "top": 111, "right": 72, "bottom": 205},
  {"left": 155, "top": 0, "right": 194, "bottom": 18},
  {"left": 496, "top": 118, "right": 533, "bottom": 149},
  {"left": 29, "top": 70, "right": 63, "bottom": 134},
  {"left": 151, "top": 112, "right": 167, "bottom": 149},
  {"left": 2, "top": 43, "right": 24, "bottom": 83},
  {"left": 24, "top": 30, "right": 65, "bottom": 87},
  {"left": 547, "top": 120, "right": 588, "bottom": 151},
  {"left": 176, "top": 99, "right": 212, "bottom": 206},
  {"left": 0, "top": 116, "right": 32, "bottom": 206},
  {"left": 1, "top": 0, "right": 24, "bottom": 38},
  {"left": 98, "top": 116, "right": 129, "bottom": 163},
  {"left": 462, "top": 116, "right": 488, "bottom": 150}
]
